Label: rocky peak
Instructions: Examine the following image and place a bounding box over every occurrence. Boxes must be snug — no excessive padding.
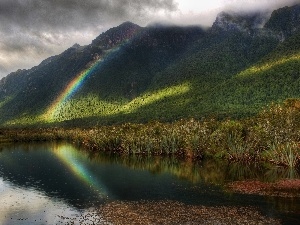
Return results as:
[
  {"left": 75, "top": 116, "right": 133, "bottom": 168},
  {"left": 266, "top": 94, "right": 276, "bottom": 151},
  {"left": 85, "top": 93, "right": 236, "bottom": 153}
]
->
[
  {"left": 92, "top": 21, "right": 142, "bottom": 49},
  {"left": 264, "top": 4, "right": 300, "bottom": 41},
  {"left": 71, "top": 43, "right": 81, "bottom": 49},
  {"left": 211, "top": 11, "right": 268, "bottom": 34}
]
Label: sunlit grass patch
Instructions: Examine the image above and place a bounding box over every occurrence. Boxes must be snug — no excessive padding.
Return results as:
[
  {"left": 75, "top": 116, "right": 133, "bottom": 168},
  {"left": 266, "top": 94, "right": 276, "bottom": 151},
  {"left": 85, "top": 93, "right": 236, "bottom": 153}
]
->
[
  {"left": 120, "top": 82, "right": 191, "bottom": 113},
  {"left": 5, "top": 114, "right": 43, "bottom": 126},
  {"left": 236, "top": 53, "right": 300, "bottom": 78},
  {"left": 42, "top": 94, "right": 124, "bottom": 122},
  {"left": 41, "top": 82, "right": 191, "bottom": 123}
]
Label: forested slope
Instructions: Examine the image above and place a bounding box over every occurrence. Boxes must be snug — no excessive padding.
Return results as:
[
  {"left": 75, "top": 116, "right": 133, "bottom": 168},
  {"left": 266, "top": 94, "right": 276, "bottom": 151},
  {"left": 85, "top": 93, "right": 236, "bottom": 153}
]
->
[{"left": 0, "top": 4, "right": 300, "bottom": 127}]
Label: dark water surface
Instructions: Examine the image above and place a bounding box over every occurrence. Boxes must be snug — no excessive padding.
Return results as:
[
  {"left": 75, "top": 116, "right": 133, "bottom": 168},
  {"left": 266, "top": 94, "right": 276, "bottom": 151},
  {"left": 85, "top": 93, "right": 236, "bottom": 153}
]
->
[{"left": 0, "top": 142, "right": 299, "bottom": 224}]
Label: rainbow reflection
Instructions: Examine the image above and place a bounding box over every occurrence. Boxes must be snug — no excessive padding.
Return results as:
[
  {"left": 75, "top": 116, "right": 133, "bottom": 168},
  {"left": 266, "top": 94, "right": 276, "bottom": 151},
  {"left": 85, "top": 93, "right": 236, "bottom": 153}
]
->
[{"left": 52, "top": 144, "right": 109, "bottom": 198}]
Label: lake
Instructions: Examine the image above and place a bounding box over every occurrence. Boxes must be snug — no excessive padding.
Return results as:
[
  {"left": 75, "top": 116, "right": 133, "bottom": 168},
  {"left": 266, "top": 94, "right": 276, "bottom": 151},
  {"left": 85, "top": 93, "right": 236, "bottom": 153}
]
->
[{"left": 0, "top": 142, "right": 299, "bottom": 224}]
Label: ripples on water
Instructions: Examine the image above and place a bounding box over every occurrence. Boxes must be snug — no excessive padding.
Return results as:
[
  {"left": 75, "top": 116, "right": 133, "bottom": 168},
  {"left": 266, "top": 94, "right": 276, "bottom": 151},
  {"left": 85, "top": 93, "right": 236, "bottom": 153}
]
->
[{"left": 0, "top": 142, "right": 299, "bottom": 224}]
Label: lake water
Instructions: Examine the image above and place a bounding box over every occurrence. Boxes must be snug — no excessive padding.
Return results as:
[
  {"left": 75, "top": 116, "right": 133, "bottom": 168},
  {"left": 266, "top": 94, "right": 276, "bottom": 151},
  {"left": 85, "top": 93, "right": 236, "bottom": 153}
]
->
[{"left": 0, "top": 142, "right": 299, "bottom": 224}]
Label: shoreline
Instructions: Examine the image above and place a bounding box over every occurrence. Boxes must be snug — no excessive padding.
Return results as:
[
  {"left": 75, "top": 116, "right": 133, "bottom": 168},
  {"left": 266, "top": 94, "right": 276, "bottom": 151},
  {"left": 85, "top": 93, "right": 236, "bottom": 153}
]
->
[{"left": 1, "top": 114, "right": 300, "bottom": 168}]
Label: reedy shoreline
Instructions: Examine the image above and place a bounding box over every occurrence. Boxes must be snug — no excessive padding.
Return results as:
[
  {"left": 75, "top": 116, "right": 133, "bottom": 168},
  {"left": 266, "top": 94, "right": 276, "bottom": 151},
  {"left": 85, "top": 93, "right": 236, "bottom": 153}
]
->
[{"left": 1, "top": 99, "right": 300, "bottom": 168}]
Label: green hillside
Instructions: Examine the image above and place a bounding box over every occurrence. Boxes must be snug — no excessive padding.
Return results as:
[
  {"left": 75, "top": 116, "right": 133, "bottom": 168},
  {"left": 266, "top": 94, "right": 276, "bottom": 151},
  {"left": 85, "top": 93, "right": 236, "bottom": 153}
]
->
[
  {"left": 1, "top": 5, "right": 300, "bottom": 127},
  {"left": 212, "top": 31, "right": 300, "bottom": 115}
]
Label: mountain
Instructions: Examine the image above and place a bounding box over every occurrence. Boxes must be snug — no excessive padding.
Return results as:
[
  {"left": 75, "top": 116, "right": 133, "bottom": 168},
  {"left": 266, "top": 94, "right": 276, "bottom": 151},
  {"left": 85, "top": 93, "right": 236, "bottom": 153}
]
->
[
  {"left": 265, "top": 4, "right": 300, "bottom": 40},
  {"left": 91, "top": 21, "right": 142, "bottom": 49},
  {"left": 0, "top": 4, "right": 300, "bottom": 127},
  {"left": 211, "top": 11, "right": 269, "bottom": 34},
  {"left": 0, "top": 22, "right": 206, "bottom": 125},
  {"left": 0, "top": 22, "right": 142, "bottom": 121}
]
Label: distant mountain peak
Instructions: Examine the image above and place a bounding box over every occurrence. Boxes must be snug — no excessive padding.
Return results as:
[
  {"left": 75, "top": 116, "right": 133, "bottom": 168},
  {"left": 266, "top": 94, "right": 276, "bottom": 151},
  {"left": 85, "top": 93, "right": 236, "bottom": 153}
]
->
[
  {"left": 264, "top": 4, "right": 300, "bottom": 41},
  {"left": 118, "top": 21, "right": 140, "bottom": 29},
  {"left": 92, "top": 21, "right": 142, "bottom": 49},
  {"left": 71, "top": 43, "right": 81, "bottom": 49},
  {"left": 212, "top": 11, "right": 269, "bottom": 33}
]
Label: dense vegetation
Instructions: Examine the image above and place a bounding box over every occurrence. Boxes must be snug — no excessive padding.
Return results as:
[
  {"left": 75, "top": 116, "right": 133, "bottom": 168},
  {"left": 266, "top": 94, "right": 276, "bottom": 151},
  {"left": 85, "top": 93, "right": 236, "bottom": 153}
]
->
[
  {"left": 1, "top": 5, "right": 300, "bottom": 126},
  {"left": 2, "top": 99, "right": 300, "bottom": 168},
  {"left": 3, "top": 28, "right": 300, "bottom": 127},
  {"left": 0, "top": 5, "right": 300, "bottom": 169}
]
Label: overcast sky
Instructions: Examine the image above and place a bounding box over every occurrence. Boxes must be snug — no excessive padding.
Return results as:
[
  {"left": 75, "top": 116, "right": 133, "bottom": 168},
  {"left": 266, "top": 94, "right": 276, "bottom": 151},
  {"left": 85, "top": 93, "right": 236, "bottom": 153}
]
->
[{"left": 0, "top": 0, "right": 299, "bottom": 78}]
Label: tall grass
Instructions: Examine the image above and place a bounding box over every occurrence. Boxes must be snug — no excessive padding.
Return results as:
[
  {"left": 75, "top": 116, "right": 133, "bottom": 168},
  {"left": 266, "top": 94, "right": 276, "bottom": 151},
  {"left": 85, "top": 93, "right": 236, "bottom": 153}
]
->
[
  {"left": 226, "top": 133, "right": 257, "bottom": 162},
  {"left": 1, "top": 99, "right": 300, "bottom": 167},
  {"left": 265, "top": 141, "right": 300, "bottom": 168}
]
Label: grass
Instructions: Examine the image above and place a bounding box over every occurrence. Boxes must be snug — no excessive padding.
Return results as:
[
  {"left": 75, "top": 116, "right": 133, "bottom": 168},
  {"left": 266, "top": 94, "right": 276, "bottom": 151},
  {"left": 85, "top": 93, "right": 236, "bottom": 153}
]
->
[
  {"left": 265, "top": 141, "right": 300, "bottom": 168},
  {"left": 4, "top": 82, "right": 191, "bottom": 126},
  {"left": 226, "top": 133, "right": 258, "bottom": 162},
  {"left": 236, "top": 53, "right": 300, "bottom": 78},
  {"left": 1, "top": 99, "right": 300, "bottom": 169}
]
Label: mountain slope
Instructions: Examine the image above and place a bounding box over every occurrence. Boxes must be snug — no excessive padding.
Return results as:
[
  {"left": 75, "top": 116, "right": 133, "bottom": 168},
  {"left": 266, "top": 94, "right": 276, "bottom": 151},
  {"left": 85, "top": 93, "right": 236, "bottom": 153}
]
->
[
  {"left": 0, "top": 22, "right": 143, "bottom": 123},
  {"left": 1, "top": 4, "right": 300, "bottom": 126},
  {"left": 264, "top": 4, "right": 300, "bottom": 40},
  {"left": 80, "top": 24, "right": 205, "bottom": 99},
  {"left": 220, "top": 31, "right": 300, "bottom": 107}
]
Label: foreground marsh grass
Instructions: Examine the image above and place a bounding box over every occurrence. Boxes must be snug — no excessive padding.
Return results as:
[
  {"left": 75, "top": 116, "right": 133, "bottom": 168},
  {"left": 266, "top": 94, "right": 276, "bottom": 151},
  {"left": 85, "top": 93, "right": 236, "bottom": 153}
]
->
[
  {"left": 1, "top": 99, "right": 300, "bottom": 168},
  {"left": 264, "top": 141, "right": 300, "bottom": 168}
]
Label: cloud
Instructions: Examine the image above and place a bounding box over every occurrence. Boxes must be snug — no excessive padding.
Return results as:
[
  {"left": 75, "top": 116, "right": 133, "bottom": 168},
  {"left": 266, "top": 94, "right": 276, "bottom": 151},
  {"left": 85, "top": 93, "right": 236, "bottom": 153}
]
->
[
  {"left": 0, "top": 64, "right": 8, "bottom": 75},
  {"left": 0, "top": 0, "right": 178, "bottom": 31},
  {"left": 0, "top": 0, "right": 178, "bottom": 78},
  {"left": 0, "top": 0, "right": 299, "bottom": 78},
  {"left": 167, "top": 0, "right": 300, "bottom": 26},
  {"left": 221, "top": 0, "right": 300, "bottom": 12}
]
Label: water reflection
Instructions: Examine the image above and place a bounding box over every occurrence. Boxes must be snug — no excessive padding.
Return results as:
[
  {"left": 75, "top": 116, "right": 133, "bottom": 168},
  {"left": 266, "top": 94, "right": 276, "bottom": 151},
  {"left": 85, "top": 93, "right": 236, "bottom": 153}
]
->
[
  {"left": 0, "top": 142, "right": 299, "bottom": 224},
  {"left": 0, "top": 178, "right": 103, "bottom": 225},
  {"left": 265, "top": 165, "right": 300, "bottom": 181},
  {"left": 0, "top": 143, "right": 109, "bottom": 224},
  {"left": 0, "top": 143, "right": 107, "bottom": 208},
  {"left": 90, "top": 151, "right": 300, "bottom": 184},
  {"left": 52, "top": 144, "right": 110, "bottom": 199}
]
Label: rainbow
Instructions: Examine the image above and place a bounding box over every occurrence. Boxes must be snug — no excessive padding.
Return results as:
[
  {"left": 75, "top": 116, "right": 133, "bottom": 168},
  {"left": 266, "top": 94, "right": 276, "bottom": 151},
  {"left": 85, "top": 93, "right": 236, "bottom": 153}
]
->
[
  {"left": 44, "top": 58, "right": 102, "bottom": 120},
  {"left": 43, "top": 24, "right": 141, "bottom": 122},
  {"left": 43, "top": 31, "right": 136, "bottom": 121},
  {"left": 53, "top": 144, "right": 110, "bottom": 198}
]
